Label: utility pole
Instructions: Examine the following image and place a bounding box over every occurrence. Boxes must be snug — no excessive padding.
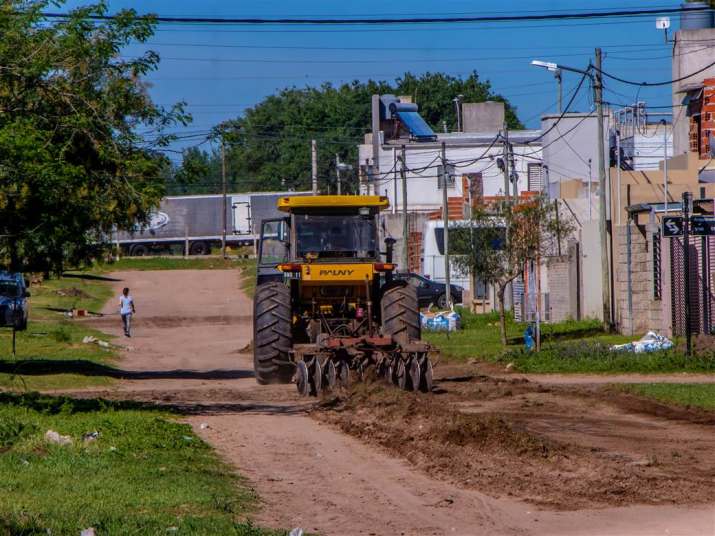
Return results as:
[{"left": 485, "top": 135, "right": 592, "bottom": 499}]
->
[
  {"left": 335, "top": 153, "right": 342, "bottom": 195},
  {"left": 454, "top": 95, "right": 464, "bottom": 132},
  {"left": 311, "top": 139, "right": 318, "bottom": 195},
  {"left": 401, "top": 145, "right": 408, "bottom": 271},
  {"left": 588, "top": 158, "right": 593, "bottom": 221},
  {"left": 441, "top": 141, "right": 452, "bottom": 310},
  {"left": 662, "top": 119, "right": 669, "bottom": 213},
  {"left": 221, "top": 139, "right": 227, "bottom": 258},
  {"left": 616, "top": 130, "right": 622, "bottom": 225},
  {"left": 595, "top": 47, "right": 612, "bottom": 330},
  {"left": 555, "top": 69, "right": 563, "bottom": 113},
  {"left": 392, "top": 148, "right": 398, "bottom": 214},
  {"left": 502, "top": 124, "right": 510, "bottom": 201}
]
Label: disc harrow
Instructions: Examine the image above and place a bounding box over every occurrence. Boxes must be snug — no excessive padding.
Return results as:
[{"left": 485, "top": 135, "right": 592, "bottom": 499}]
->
[{"left": 291, "top": 336, "right": 433, "bottom": 397}]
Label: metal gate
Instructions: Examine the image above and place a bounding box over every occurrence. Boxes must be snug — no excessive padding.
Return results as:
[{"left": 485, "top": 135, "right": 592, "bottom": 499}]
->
[{"left": 670, "top": 235, "right": 715, "bottom": 336}]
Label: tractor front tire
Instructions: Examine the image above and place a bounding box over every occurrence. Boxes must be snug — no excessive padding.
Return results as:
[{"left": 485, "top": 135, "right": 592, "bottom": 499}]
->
[
  {"left": 253, "top": 282, "right": 294, "bottom": 384},
  {"left": 381, "top": 284, "right": 421, "bottom": 344}
]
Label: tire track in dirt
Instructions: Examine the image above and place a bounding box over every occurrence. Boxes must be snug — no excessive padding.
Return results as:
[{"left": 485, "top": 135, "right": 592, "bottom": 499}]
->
[{"left": 73, "top": 269, "right": 715, "bottom": 536}]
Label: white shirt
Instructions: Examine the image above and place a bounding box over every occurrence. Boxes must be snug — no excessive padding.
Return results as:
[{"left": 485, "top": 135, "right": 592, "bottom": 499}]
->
[{"left": 119, "top": 295, "right": 134, "bottom": 315}]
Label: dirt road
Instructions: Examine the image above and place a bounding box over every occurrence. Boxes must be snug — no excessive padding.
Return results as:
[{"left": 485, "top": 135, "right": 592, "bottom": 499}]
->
[{"left": 85, "top": 269, "right": 714, "bottom": 536}]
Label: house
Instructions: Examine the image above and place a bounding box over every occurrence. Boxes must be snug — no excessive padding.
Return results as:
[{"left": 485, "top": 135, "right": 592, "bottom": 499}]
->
[{"left": 357, "top": 95, "right": 542, "bottom": 300}]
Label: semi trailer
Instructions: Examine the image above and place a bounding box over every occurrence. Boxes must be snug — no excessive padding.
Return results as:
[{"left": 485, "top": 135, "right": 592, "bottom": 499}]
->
[{"left": 114, "top": 191, "right": 309, "bottom": 256}]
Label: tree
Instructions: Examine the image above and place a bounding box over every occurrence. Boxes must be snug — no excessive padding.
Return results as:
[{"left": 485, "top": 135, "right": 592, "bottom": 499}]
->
[
  {"left": 173, "top": 72, "right": 523, "bottom": 193},
  {"left": 452, "top": 196, "right": 573, "bottom": 346},
  {"left": 0, "top": 1, "right": 188, "bottom": 273}
]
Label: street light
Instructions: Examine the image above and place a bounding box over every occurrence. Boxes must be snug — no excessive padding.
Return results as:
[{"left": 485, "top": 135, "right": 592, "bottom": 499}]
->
[
  {"left": 532, "top": 60, "right": 595, "bottom": 114},
  {"left": 335, "top": 155, "right": 353, "bottom": 195}
]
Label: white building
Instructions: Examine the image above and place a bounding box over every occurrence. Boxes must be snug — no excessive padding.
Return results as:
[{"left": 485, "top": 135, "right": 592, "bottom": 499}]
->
[{"left": 358, "top": 130, "right": 544, "bottom": 213}]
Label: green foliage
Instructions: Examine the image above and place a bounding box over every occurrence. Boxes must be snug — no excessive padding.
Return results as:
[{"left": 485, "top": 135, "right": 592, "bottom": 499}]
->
[
  {"left": 170, "top": 72, "right": 524, "bottom": 194},
  {"left": 50, "top": 324, "right": 72, "bottom": 343},
  {"left": 501, "top": 342, "right": 715, "bottom": 374},
  {"left": 0, "top": 393, "right": 282, "bottom": 535},
  {"left": 0, "top": 1, "right": 189, "bottom": 273},
  {"left": 451, "top": 196, "right": 575, "bottom": 345},
  {"left": 616, "top": 383, "right": 715, "bottom": 410}
]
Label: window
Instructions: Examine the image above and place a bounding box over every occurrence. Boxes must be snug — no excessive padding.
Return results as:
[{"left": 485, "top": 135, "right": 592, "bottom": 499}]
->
[
  {"left": 258, "top": 219, "right": 289, "bottom": 266},
  {"left": 294, "top": 214, "right": 377, "bottom": 259},
  {"left": 527, "top": 163, "right": 544, "bottom": 192},
  {"left": 437, "top": 164, "right": 456, "bottom": 189},
  {"left": 0, "top": 281, "right": 20, "bottom": 298},
  {"left": 653, "top": 232, "right": 662, "bottom": 301}
]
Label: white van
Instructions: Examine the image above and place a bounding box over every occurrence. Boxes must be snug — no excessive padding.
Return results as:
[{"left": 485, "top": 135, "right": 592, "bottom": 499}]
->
[{"left": 421, "top": 219, "right": 503, "bottom": 300}]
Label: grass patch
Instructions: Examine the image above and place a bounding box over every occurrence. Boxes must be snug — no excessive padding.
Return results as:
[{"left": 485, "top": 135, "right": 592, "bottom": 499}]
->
[
  {"left": 240, "top": 261, "right": 257, "bottom": 298},
  {"left": 424, "top": 309, "right": 627, "bottom": 362},
  {"left": 424, "top": 309, "right": 714, "bottom": 374},
  {"left": 0, "top": 392, "right": 280, "bottom": 535},
  {"left": 616, "top": 383, "right": 715, "bottom": 410},
  {"left": 0, "top": 275, "right": 117, "bottom": 391},
  {"left": 501, "top": 341, "right": 715, "bottom": 373},
  {"left": 88, "top": 256, "right": 249, "bottom": 272}
]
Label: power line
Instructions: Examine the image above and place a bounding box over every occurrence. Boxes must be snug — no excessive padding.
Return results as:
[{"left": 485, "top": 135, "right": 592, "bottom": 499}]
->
[
  {"left": 39, "top": 6, "right": 709, "bottom": 25},
  {"left": 595, "top": 58, "right": 715, "bottom": 87}
]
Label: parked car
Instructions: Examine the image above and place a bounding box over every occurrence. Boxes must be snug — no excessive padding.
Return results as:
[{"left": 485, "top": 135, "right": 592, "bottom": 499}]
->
[
  {"left": 0, "top": 272, "right": 29, "bottom": 330},
  {"left": 394, "top": 272, "right": 463, "bottom": 309}
]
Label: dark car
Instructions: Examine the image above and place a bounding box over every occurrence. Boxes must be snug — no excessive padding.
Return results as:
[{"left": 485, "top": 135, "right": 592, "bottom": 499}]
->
[
  {"left": 394, "top": 272, "right": 463, "bottom": 309},
  {"left": 0, "top": 272, "right": 29, "bottom": 330}
]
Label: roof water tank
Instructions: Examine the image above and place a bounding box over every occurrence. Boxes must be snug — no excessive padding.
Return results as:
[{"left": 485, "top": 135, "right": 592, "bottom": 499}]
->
[{"left": 680, "top": 2, "right": 715, "bottom": 30}]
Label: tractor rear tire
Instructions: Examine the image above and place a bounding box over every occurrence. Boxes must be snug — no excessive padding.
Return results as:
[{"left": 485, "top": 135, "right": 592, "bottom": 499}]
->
[
  {"left": 381, "top": 284, "right": 421, "bottom": 344},
  {"left": 253, "top": 282, "right": 294, "bottom": 385}
]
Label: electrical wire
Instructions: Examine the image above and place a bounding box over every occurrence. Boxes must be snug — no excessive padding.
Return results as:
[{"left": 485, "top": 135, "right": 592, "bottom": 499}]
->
[
  {"left": 594, "top": 58, "right": 715, "bottom": 87},
  {"left": 39, "top": 6, "right": 710, "bottom": 25}
]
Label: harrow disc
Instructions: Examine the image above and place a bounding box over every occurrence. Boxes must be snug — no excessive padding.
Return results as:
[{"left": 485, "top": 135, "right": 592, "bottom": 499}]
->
[
  {"left": 326, "top": 359, "right": 338, "bottom": 389},
  {"left": 311, "top": 358, "right": 322, "bottom": 396},
  {"left": 396, "top": 358, "right": 410, "bottom": 390},
  {"left": 420, "top": 354, "right": 433, "bottom": 393},
  {"left": 296, "top": 360, "right": 310, "bottom": 396},
  {"left": 408, "top": 357, "right": 422, "bottom": 393},
  {"left": 338, "top": 361, "right": 350, "bottom": 387}
]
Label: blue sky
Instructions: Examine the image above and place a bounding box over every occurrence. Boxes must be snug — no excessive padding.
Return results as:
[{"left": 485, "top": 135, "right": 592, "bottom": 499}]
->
[{"left": 63, "top": 1, "right": 680, "bottom": 161}]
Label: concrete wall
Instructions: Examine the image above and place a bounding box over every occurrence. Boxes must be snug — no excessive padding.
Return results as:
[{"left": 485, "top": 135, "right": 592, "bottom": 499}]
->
[
  {"left": 462, "top": 102, "right": 505, "bottom": 132},
  {"left": 580, "top": 221, "right": 604, "bottom": 320},
  {"left": 672, "top": 28, "right": 715, "bottom": 156},
  {"left": 541, "top": 113, "right": 610, "bottom": 226},
  {"left": 546, "top": 243, "right": 580, "bottom": 322}
]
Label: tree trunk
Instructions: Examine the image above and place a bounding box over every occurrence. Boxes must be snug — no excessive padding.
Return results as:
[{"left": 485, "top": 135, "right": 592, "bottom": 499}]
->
[{"left": 497, "top": 282, "right": 508, "bottom": 346}]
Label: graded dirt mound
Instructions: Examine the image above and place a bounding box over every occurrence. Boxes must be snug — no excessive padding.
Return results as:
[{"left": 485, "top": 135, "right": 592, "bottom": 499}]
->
[{"left": 314, "top": 374, "right": 715, "bottom": 510}]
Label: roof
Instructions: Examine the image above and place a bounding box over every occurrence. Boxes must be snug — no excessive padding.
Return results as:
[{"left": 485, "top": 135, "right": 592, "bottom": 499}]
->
[{"left": 277, "top": 195, "right": 390, "bottom": 212}]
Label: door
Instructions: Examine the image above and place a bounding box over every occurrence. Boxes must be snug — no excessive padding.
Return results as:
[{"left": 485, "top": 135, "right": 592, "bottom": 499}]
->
[{"left": 257, "top": 218, "right": 290, "bottom": 285}]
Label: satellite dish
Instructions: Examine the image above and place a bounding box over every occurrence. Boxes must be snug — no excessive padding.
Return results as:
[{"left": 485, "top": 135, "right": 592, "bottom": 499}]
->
[{"left": 656, "top": 17, "right": 671, "bottom": 30}]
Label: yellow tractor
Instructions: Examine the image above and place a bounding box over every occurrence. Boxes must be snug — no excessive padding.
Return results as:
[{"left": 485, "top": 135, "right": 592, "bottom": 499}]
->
[{"left": 253, "top": 195, "right": 432, "bottom": 395}]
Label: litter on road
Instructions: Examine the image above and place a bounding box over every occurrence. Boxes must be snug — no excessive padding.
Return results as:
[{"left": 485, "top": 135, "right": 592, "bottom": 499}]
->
[
  {"left": 45, "top": 430, "right": 72, "bottom": 446},
  {"left": 421, "top": 310, "right": 461, "bottom": 332}
]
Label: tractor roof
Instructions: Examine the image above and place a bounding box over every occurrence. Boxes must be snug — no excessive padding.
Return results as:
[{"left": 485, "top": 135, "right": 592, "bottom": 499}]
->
[{"left": 277, "top": 195, "right": 389, "bottom": 213}]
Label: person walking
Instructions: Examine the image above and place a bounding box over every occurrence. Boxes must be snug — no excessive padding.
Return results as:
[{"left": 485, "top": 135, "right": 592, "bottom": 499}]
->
[{"left": 119, "top": 287, "right": 135, "bottom": 337}]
